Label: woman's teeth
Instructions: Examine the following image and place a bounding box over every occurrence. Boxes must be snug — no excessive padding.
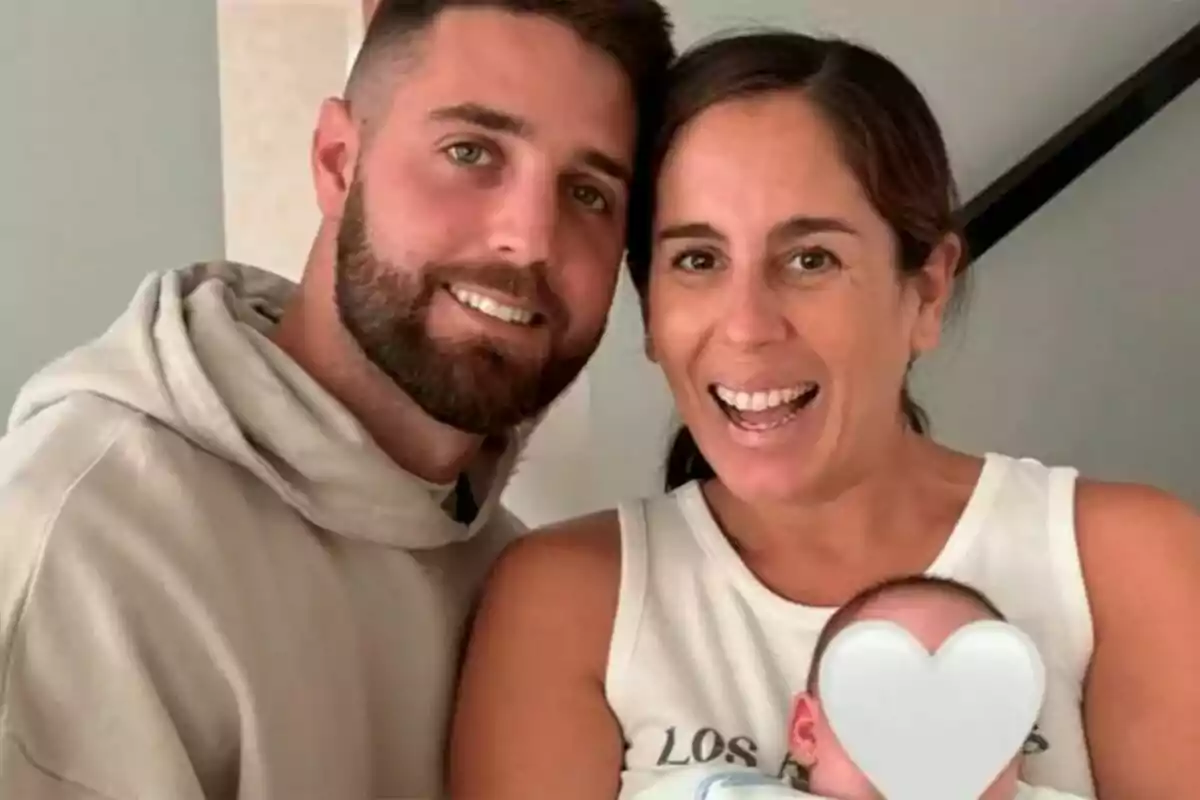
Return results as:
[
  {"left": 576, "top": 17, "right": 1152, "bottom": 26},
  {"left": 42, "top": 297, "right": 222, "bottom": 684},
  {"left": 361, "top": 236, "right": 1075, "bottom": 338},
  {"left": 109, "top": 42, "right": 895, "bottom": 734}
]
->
[
  {"left": 713, "top": 384, "right": 812, "bottom": 412},
  {"left": 449, "top": 287, "right": 535, "bottom": 325}
]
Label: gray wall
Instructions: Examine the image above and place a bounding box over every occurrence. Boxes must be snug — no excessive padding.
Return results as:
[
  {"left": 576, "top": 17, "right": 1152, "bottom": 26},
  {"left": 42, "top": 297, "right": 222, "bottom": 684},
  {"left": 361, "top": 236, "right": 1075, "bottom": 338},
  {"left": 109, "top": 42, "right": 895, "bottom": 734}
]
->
[
  {"left": 915, "top": 82, "right": 1200, "bottom": 508},
  {"left": 0, "top": 3, "right": 226, "bottom": 410}
]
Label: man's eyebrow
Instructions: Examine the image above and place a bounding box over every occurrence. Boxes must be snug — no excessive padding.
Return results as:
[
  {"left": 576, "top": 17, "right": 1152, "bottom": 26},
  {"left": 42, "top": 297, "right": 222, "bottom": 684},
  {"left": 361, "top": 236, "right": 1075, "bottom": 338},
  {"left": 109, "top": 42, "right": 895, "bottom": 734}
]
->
[
  {"left": 429, "top": 104, "right": 629, "bottom": 187},
  {"left": 429, "top": 103, "right": 531, "bottom": 136},
  {"left": 581, "top": 150, "right": 632, "bottom": 188},
  {"left": 656, "top": 222, "right": 727, "bottom": 243}
]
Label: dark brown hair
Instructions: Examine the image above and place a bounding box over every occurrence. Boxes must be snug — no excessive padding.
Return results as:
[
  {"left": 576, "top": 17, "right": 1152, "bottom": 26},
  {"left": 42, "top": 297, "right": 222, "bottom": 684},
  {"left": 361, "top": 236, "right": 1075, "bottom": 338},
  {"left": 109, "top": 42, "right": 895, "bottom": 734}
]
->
[
  {"left": 805, "top": 575, "right": 1005, "bottom": 695},
  {"left": 353, "top": 0, "right": 674, "bottom": 92},
  {"left": 348, "top": 0, "right": 675, "bottom": 236},
  {"left": 623, "top": 31, "right": 968, "bottom": 492}
]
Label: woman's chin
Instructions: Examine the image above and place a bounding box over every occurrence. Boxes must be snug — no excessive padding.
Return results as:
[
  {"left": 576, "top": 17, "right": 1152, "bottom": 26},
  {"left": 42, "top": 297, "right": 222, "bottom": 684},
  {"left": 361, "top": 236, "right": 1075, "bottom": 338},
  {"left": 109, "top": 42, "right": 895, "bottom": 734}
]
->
[
  {"left": 705, "top": 447, "right": 826, "bottom": 504},
  {"left": 693, "top": 409, "right": 834, "bottom": 502}
]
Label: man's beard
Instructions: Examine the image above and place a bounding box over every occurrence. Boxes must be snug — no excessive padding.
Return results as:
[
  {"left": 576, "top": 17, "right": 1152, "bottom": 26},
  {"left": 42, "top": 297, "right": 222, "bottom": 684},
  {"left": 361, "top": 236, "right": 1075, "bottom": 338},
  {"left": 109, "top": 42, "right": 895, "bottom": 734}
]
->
[{"left": 333, "top": 180, "right": 601, "bottom": 436}]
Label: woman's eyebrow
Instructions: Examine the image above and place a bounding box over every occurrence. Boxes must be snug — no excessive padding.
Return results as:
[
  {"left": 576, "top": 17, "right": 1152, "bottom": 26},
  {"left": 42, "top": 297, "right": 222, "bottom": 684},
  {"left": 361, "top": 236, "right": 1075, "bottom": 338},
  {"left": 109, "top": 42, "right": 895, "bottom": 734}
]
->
[
  {"left": 768, "top": 215, "right": 860, "bottom": 247},
  {"left": 656, "top": 216, "right": 860, "bottom": 246},
  {"left": 656, "top": 222, "right": 726, "bottom": 243}
]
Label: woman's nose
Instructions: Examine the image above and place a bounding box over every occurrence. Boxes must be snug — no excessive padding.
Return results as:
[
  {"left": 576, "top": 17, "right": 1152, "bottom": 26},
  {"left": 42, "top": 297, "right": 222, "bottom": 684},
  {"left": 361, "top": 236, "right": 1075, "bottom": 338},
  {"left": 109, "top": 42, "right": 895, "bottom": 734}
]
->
[{"left": 719, "top": 277, "right": 790, "bottom": 348}]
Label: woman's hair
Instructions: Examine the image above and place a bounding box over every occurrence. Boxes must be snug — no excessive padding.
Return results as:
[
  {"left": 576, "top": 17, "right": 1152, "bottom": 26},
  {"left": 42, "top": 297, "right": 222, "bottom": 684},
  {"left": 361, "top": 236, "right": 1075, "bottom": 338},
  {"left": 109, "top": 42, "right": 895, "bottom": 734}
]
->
[{"left": 623, "top": 31, "right": 968, "bottom": 491}]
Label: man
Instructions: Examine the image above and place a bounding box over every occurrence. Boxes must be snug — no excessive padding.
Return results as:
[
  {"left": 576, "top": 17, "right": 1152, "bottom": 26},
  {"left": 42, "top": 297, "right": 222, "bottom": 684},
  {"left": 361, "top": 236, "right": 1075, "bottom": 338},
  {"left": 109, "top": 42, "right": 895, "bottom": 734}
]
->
[{"left": 0, "top": 2, "right": 673, "bottom": 798}]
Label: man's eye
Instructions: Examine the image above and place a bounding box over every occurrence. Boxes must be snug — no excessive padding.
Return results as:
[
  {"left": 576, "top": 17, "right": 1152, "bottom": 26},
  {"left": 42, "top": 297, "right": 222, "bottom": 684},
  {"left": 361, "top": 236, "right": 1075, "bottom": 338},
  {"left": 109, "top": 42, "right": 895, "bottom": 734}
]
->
[
  {"left": 572, "top": 184, "right": 609, "bottom": 213},
  {"left": 444, "top": 142, "right": 492, "bottom": 166}
]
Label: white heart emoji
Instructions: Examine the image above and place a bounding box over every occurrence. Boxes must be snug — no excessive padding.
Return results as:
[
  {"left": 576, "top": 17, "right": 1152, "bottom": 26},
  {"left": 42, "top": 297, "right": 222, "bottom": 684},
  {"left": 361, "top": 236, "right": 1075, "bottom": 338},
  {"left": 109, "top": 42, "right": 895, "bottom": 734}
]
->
[{"left": 818, "top": 619, "right": 1046, "bottom": 800}]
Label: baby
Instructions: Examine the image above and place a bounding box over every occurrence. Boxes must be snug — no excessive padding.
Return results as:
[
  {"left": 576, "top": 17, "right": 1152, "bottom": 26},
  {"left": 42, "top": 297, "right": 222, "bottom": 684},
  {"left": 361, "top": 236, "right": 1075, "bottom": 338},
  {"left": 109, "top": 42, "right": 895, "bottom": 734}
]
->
[{"left": 633, "top": 575, "right": 1084, "bottom": 800}]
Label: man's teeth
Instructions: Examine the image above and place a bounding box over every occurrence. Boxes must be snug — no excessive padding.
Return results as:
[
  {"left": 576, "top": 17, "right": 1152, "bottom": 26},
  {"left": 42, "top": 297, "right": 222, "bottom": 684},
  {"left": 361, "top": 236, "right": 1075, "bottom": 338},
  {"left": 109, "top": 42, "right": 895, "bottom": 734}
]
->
[
  {"left": 714, "top": 384, "right": 813, "bottom": 412},
  {"left": 450, "top": 287, "right": 535, "bottom": 325}
]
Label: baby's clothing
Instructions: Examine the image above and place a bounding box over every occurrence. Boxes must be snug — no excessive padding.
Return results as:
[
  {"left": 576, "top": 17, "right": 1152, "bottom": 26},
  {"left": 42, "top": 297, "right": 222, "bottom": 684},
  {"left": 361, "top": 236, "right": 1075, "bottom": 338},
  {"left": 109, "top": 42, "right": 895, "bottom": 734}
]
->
[
  {"left": 630, "top": 764, "right": 1089, "bottom": 800},
  {"left": 630, "top": 765, "right": 814, "bottom": 800}
]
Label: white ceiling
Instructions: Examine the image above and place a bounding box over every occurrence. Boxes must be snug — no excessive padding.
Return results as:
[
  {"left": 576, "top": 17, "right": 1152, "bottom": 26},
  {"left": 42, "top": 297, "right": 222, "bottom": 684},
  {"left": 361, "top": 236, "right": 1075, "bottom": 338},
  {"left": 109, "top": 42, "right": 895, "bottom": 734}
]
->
[{"left": 665, "top": 0, "right": 1200, "bottom": 199}]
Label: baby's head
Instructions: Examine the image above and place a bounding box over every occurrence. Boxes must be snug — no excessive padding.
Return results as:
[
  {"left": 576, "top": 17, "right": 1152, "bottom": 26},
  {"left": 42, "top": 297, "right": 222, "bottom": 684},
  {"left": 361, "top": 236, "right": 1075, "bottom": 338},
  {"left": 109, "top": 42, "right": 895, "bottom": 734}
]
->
[{"left": 789, "top": 575, "right": 1025, "bottom": 800}]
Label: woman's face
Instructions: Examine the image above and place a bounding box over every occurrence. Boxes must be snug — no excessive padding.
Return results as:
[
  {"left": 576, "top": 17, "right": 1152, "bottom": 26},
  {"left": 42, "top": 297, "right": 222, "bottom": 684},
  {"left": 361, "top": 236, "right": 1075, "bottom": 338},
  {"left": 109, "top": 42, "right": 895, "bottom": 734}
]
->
[{"left": 646, "top": 91, "right": 956, "bottom": 501}]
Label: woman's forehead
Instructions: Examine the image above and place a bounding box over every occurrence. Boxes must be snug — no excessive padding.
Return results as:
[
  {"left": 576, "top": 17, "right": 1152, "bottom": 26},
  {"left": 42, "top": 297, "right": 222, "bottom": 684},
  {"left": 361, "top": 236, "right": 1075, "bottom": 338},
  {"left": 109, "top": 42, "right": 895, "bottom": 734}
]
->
[{"left": 654, "top": 94, "right": 877, "bottom": 230}]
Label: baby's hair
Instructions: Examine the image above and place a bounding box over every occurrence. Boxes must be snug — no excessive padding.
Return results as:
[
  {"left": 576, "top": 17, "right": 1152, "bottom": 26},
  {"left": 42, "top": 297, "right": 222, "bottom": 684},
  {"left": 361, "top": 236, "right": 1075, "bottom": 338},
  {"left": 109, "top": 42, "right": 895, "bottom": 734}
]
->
[{"left": 805, "top": 575, "right": 1006, "bottom": 694}]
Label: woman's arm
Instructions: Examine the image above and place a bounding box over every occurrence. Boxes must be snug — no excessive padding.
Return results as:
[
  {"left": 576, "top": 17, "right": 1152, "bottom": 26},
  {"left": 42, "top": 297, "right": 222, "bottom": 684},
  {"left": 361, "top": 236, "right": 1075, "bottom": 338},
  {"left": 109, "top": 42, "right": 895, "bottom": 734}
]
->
[
  {"left": 448, "top": 511, "right": 625, "bottom": 799},
  {"left": 1076, "top": 481, "right": 1200, "bottom": 798}
]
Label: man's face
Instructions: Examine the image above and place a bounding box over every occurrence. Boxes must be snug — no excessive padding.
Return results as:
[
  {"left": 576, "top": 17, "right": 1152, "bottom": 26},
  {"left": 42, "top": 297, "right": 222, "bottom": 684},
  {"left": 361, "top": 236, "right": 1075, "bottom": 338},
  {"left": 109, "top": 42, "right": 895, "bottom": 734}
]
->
[{"left": 332, "top": 8, "right": 636, "bottom": 435}]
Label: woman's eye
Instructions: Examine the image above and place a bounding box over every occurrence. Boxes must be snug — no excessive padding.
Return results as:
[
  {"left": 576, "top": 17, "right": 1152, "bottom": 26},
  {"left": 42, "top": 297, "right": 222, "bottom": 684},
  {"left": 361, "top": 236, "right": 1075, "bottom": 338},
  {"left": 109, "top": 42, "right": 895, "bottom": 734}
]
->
[
  {"left": 572, "top": 184, "right": 609, "bottom": 213},
  {"left": 672, "top": 251, "right": 717, "bottom": 272},
  {"left": 444, "top": 142, "right": 492, "bottom": 167},
  {"left": 786, "top": 248, "right": 840, "bottom": 273}
]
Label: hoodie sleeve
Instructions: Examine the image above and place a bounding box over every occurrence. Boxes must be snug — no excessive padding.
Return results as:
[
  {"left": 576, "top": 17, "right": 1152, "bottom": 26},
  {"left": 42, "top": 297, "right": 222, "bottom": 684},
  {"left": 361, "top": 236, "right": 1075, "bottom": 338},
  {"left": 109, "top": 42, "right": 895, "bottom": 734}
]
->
[
  {"left": 0, "top": 739, "right": 141, "bottom": 800},
  {"left": 0, "top": 413, "right": 233, "bottom": 800}
]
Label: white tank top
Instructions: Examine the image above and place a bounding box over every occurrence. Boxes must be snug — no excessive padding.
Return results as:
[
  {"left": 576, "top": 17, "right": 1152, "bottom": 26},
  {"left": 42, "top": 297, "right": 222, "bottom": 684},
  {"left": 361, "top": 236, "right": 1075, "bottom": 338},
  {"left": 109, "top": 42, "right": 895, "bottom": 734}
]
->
[{"left": 607, "top": 453, "right": 1095, "bottom": 799}]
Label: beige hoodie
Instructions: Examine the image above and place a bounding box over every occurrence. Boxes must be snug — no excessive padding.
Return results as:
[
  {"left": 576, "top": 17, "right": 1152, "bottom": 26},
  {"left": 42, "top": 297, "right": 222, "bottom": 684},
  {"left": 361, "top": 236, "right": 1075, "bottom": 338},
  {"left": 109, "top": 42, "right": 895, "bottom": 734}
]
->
[{"left": 0, "top": 262, "right": 529, "bottom": 800}]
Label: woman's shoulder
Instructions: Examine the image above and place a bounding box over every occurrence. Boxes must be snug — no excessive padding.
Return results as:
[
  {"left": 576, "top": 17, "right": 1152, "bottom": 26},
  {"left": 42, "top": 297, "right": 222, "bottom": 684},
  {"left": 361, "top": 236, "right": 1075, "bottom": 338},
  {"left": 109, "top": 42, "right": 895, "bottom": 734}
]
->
[
  {"left": 1073, "top": 477, "right": 1196, "bottom": 528},
  {"left": 1072, "top": 478, "right": 1199, "bottom": 596},
  {"left": 497, "top": 507, "right": 623, "bottom": 580},
  {"left": 476, "top": 509, "right": 624, "bottom": 659},
  {"left": 489, "top": 484, "right": 699, "bottom": 594}
]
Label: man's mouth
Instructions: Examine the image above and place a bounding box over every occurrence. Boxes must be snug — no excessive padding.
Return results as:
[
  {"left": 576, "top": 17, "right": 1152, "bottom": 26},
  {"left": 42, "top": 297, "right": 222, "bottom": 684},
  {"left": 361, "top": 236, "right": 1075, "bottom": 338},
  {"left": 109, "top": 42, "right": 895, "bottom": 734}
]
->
[
  {"left": 448, "top": 285, "right": 541, "bottom": 326},
  {"left": 710, "top": 382, "right": 821, "bottom": 431}
]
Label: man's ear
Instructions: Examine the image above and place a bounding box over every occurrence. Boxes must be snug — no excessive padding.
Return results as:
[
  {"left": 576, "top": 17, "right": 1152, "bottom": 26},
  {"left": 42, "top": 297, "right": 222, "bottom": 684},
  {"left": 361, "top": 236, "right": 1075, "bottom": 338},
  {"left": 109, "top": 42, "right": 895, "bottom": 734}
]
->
[
  {"left": 311, "top": 97, "right": 360, "bottom": 221},
  {"left": 788, "top": 692, "right": 820, "bottom": 766},
  {"left": 909, "top": 232, "right": 963, "bottom": 355}
]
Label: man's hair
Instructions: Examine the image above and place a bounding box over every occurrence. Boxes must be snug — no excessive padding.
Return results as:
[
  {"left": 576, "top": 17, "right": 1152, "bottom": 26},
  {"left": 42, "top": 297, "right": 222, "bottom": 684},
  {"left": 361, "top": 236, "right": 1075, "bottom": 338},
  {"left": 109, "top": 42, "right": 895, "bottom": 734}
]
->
[
  {"left": 345, "top": 1, "right": 675, "bottom": 165},
  {"left": 805, "top": 575, "right": 1006, "bottom": 694}
]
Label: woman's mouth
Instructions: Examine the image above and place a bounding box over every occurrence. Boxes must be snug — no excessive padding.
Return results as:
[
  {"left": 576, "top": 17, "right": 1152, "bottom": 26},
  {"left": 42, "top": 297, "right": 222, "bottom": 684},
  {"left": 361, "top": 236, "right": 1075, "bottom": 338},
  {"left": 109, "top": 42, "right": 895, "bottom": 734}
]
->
[{"left": 709, "top": 382, "right": 821, "bottom": 431}]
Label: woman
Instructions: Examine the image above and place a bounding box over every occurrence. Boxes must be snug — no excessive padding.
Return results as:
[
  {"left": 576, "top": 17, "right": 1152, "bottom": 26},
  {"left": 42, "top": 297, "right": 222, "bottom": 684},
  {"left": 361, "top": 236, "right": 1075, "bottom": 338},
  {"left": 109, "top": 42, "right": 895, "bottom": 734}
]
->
[{"left": 448, "top": 31, "right": 1200, "bottom": 799}]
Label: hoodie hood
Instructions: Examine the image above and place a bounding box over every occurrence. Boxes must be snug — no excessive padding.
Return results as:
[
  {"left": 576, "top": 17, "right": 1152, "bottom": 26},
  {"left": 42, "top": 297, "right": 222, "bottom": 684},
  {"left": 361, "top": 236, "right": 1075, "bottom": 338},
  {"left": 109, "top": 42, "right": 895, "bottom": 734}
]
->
[{"left": 8, "top": 261, "right": 531, "bottom": 549}]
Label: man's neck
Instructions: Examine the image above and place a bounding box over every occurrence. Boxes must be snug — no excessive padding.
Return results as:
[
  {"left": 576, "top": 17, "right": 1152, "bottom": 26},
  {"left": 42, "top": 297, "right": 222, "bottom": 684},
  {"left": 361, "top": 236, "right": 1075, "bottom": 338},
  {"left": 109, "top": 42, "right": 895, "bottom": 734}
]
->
[{"left": 272, "top": 237, "right": 485, "bottom": 485}]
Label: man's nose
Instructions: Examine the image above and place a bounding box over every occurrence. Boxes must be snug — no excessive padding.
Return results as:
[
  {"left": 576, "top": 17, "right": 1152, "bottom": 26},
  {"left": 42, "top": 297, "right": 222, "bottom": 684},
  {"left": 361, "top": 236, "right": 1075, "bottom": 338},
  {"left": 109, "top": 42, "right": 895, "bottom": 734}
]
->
[{"left": 487, "top": 174, "right": 558, "bottom": 266}]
